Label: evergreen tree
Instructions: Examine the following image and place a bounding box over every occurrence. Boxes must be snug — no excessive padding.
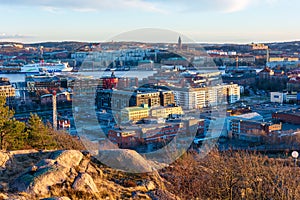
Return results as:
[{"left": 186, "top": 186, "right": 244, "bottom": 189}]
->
[
  {"left": 0, "top": 96, "right": 25, "bottom": 150},
  {"left": 5, "top": 119, "right": 26, "bottom": 150},
  {"left": 27, "top": 113, "right": 56, "bottom": 150}
]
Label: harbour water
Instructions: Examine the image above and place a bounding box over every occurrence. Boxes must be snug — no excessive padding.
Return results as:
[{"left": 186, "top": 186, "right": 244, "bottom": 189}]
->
[
  {"left": 0, "top": 71, "right": 158, "bottom": 83},
  {"left": 1, "top": 70, "right": 223, "bottom": 83},
  {"left": 1, "top": 69, "right": 264, "bottom": 83}
]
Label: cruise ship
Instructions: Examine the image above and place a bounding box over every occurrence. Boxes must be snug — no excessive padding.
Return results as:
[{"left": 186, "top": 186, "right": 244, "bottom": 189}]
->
[{"left": 20, "top": 61, "right": 73, "bottom": 73}]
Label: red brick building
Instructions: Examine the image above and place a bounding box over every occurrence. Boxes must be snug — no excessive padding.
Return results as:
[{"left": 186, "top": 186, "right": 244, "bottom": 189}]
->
[
  {"left": 108, "top": 130, "right": 139, "bottom": 149},
  {"left": 231, "top": 119, "right": 282, "bottom": 136},
  {"left": 99, "top": 77, "right": 118, "bottom": 89},
  {"left": 141, "top": 124, "right": 181, "bottom": 144},
  {"left": 273, "top": 111, "right": 300, "bottom": 125}
]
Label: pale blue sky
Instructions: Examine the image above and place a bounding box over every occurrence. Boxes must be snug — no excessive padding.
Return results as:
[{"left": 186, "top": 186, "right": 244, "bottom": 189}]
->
[{"left": 0, "top": 0, "right": 299, "bottom": 43}]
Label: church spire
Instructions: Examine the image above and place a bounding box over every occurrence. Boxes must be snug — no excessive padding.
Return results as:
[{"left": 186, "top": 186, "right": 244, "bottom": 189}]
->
[{"left": 178, "top": 36, "right": 182, "bottom": 50}]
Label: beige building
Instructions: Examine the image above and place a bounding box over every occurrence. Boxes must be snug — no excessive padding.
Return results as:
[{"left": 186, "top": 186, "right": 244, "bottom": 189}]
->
[
  {"left": 269, "top": 57, "right": 285, "bottom": 62},
  {"left": 121, "top": 104, "right": 149, "bottom": 122},
  {"left": 288, "top": 57, "right": 299, "bottom": 62},
  {"left": 150, "top": 106, "right": 184, "bottom": 118},
  {"left": 134, "top": 91, "right": 160, "bottom": 107}
]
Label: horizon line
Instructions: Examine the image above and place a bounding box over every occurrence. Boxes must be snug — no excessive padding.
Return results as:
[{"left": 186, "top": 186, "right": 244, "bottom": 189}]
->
[{"left": 1, "top": 39, "right": 300, "bottom": 45}]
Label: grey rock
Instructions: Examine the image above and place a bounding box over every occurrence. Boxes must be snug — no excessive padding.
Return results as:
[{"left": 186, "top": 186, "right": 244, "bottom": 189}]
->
[
  {"left": 96, "top": 149, "right": 154, "bottom": 173},
  {"left": 50, "top": 150, "right": 83, "bottom": 169},
  {"left": 72, "top": 173, "right": 99, "bottom": 193},
  {"left": 11, "top": 150, "right": 84, "bottom": 196}
]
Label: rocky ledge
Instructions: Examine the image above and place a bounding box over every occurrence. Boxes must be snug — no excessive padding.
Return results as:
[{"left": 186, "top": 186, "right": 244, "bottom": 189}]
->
[{"left": 0, "top": 150, "right": 179, "bottom": 200}]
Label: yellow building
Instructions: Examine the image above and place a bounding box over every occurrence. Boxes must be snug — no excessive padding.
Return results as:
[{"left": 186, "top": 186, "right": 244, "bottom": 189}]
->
[
  {"left": 0, "top": 78, "right": 15, "bottom": 97},
  {"left": 288, "top": 57, "right": 299, "bottom": 62},
  {"left": 121, "top": 104, "right": 149, "bottom": 122},
  {"left": 252, "top": 43, "right": 268, "bottom": 50},
  {"left": 269, "top": 57, "right": 285, "bottom": 62},
  {"left": 150, "top": 106, "right": 184, "bottom": 118}
]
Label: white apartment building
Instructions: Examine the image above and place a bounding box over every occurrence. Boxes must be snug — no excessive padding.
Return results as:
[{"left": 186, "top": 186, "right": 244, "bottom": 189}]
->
[
  {"left": 173, "top": 89, "right": 206, "bottom": 110},
  {"left": 226, "top": 84, "right": 241, "bottom": 104},
  {"left": 270, "top": 92, "right": 287, "bottom": 104},
  {"left": 172, "top": 83, "right": 240, "bottom": 110}
]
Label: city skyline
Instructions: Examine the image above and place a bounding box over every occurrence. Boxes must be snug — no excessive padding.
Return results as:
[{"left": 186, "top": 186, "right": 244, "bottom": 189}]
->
[{"left": 0, "top": 0, "right": 299, "bottom": 43}]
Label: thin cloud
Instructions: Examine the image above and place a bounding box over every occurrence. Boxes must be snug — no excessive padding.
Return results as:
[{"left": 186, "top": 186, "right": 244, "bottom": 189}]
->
[
  {"left": 0, "top": 0, "right": 166, "bottom": 13},
  {"left": 0, "top": 0, "right": 280, "bottom": 13},
  {"left": 0, "top": 33, "right": 35, "bottom": 39},
  {"left": 41, "top": 6, "right": 61, "bottom": 13},
  {"left": 223, "top": 0, "right": 252, "bottom": 13},
  {"left": 147, "top": 0, "right": 280, "bottom": 13}
]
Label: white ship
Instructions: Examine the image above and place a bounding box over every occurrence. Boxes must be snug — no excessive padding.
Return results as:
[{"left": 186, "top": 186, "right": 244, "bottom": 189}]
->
[{"left": 20, "top": 61, "right": 73, "bottom": 73}]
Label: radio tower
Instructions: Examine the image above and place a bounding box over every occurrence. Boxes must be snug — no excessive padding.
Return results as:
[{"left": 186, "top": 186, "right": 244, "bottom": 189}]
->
[{"left": 52, "top": 91, "right": 57, "bottom": 130}]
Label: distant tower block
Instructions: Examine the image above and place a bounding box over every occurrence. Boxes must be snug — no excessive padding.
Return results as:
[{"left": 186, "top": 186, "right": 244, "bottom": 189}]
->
[
  {"left": 52, "top": 91, "right": 57, "bottom": 130},
  {"left": 178, "top": 36, "right": 182, "bottom": 50}
]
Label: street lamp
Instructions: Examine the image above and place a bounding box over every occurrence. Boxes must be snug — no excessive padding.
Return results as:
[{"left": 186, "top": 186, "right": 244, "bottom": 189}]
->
[{"left": 292, "top": 151, "right": 299, "bottom": 168}]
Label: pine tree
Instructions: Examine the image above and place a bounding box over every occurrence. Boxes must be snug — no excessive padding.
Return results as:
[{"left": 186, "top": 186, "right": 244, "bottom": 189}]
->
[
  {"left": 27, "top": 113, "right": 56, "bottom": 150},
  {"left": 0, "top": 96, "right": 25, "bottom": 150},
  {"left": 4, "top": 119, "right": 26, "bottom": 150}
]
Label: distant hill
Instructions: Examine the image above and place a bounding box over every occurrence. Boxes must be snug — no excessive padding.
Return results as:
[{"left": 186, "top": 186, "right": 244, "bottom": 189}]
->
[{"left": 25, "top": 41, "right": 90, "bottom": 51}]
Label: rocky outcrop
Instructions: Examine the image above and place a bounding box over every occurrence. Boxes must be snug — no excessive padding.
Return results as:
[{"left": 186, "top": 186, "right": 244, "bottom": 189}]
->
[
  {"left": 0, "top": 149, "right": 179, "bottom": 200},
  {"left": 49, "top": 150, "right": 83, "bottom": 168},
  {"left": 11, "top": 150, "right": 84, "bottom": 196}
]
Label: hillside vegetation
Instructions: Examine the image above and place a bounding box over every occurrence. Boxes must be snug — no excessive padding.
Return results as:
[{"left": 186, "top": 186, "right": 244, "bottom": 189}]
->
[
  {"left": 0, "top": 97, "right": 299, "bottom": 199},
  {"left": 0, "top": 97, "right": 84, "bottom": 151}
]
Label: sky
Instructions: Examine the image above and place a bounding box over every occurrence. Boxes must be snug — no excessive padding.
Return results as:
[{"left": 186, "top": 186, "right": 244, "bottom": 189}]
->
[{"left": 0, "top": 0, "right": 299, "bottom": 43}]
